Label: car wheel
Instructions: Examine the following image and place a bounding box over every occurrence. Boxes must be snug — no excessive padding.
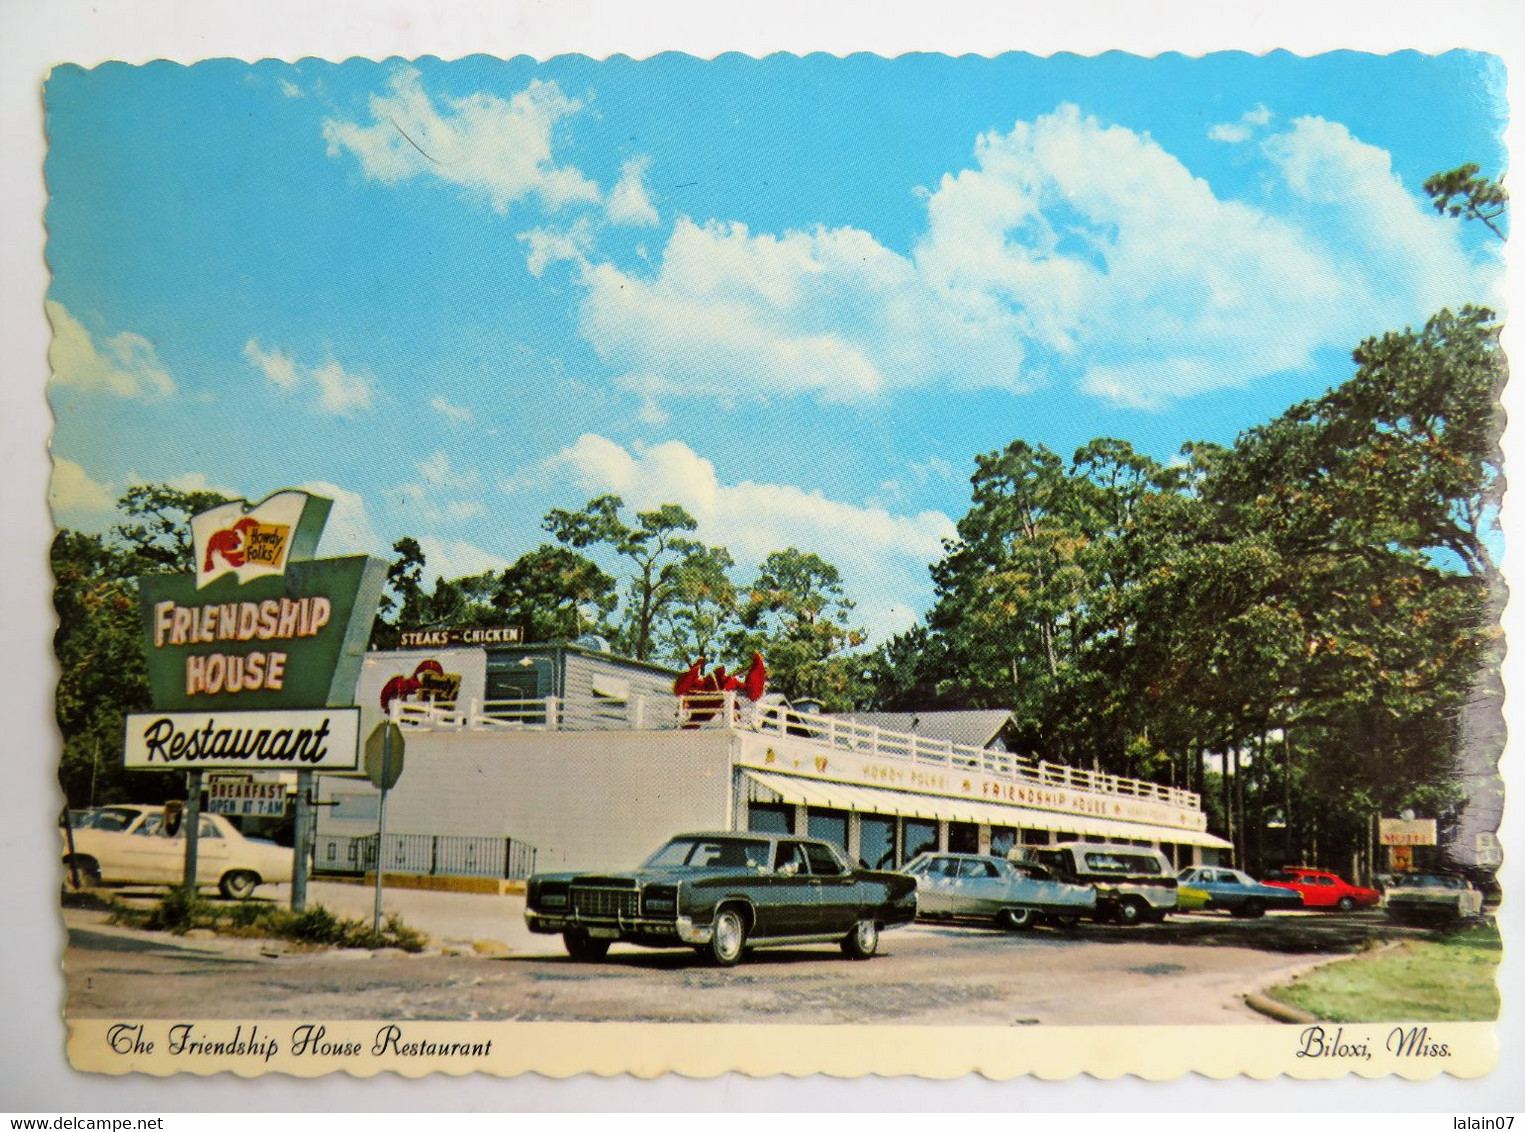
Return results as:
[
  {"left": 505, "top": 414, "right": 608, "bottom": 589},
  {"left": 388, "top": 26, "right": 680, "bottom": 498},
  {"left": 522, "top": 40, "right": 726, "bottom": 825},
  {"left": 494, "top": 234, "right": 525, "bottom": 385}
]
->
[
  {"left": 1049, "top": 914, "right": 1082, "bottom": 931},
  {"left": 563, "top": 931, "right": 611, "bottom": 961},
  {"left": 998, "top": 907, "right": 1036, "bottom": 931},
  {"left": 1115, "top": 898, "right": 1148, "bottom": 926},
  {"left": 709, "top": 907, "right": 747, "bottom": 967},
  {"left": 1234, "top": 899, "right": 1266, "bottom": 920},
  {"left": 1336, "top": 896, "right": 1356, "bottom": 913},
  {"left": 218, "top": 870, "right": 260, "bottom": 901},
  {"left": 63, "top": 858, "right": 100, "bottom": 893},
  {"left": 841, "top": 919, "right": 880, "bottom": 959}
]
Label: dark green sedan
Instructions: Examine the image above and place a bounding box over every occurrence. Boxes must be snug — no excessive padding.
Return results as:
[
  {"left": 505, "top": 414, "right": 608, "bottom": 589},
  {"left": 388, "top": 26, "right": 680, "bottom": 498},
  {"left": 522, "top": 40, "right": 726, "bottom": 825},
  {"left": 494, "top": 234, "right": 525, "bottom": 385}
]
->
[{"left": 524, "top": 831, "right": 918, "bottom": 966}]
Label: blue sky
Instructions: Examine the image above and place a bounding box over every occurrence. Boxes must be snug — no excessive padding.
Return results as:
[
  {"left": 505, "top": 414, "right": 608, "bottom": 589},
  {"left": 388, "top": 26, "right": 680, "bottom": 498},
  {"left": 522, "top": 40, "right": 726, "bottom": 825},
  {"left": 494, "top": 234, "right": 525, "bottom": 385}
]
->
[{"left": 44, "top": 52, "right": 1506, "bottom": 645}]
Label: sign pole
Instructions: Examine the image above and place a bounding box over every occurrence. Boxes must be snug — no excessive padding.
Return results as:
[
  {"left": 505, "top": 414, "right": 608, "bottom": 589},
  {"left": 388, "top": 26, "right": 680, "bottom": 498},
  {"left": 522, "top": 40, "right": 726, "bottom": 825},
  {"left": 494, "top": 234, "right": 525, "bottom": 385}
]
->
[
  {"left": 291, "top": 770, "right": 313, "bottom": 913},
  {"left": 371, "top": 723, "right": 392, "bottom": 935},
  {"left": 182, "top": 769, "right": 203, "bottom": 895}
]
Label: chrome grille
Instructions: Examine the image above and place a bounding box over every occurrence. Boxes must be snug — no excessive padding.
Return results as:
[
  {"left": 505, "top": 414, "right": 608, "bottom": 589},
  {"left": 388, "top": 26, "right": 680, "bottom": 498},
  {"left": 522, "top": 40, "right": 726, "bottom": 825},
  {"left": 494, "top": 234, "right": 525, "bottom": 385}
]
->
[{"left": 571, "top": 885, "right": 639, "bottom": 920}]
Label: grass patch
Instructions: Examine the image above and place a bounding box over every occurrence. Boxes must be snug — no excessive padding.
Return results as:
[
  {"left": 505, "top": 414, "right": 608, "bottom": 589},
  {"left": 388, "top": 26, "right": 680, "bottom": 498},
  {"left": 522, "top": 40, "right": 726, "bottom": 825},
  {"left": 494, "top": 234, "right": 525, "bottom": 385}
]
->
[
  {"left": 1266, "top": 921, "right": 1500, "bottom": 1022},
  {"left": 110, "top": 892, "right": 427, "bottom": 953}
]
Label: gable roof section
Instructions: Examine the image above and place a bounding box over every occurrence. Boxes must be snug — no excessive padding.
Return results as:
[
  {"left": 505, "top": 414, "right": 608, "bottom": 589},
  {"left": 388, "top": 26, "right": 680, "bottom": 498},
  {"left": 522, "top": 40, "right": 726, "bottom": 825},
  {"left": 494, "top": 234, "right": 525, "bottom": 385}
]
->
[{"left": 835, "top": 710, "right": 1017, "bottom": 751}]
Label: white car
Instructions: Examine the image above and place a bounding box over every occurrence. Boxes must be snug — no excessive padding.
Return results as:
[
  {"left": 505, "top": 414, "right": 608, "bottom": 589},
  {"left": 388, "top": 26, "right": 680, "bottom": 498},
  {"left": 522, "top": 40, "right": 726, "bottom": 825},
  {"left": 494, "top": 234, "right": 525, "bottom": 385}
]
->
[{"left": 61, "top": 805, "right": 293, "bottom": 899}]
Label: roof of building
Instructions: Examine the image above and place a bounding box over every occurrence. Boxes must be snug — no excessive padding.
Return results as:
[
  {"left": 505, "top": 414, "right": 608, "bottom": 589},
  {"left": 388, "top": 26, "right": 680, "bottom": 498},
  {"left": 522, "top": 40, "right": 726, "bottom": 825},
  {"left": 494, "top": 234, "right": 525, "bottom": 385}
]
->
[{"left": 834, "top": 710, "right": 1018, "bottom": 750}]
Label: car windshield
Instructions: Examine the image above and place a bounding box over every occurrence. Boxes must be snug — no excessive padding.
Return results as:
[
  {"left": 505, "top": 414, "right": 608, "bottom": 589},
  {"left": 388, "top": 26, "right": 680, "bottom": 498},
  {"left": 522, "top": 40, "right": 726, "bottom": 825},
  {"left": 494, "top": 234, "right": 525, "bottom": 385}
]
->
[
  {"left": 1399, "top": 874, "right": 1462, "bottom": 889},
  {"left": 77, "top": 806, "right": 144, "bottom": 832},
  {"left": 644, "top": 837, "right": 771, "bottom": 870},
  {"left": 1082, "top": 851, "right": 1162, "bottom": 876}
]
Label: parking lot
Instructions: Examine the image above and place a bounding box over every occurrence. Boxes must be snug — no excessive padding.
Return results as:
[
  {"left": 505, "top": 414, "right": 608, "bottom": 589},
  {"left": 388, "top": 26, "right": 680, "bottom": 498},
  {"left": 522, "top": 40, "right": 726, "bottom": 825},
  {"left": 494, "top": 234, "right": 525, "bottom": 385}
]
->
[{"left": 60, "top": 882, "right": 1457, "bottom": 1027}]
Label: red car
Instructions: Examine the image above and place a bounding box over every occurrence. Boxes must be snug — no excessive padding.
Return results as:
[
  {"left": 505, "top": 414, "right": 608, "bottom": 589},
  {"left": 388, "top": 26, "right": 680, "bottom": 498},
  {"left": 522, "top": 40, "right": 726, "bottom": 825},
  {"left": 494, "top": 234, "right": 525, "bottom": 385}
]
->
[{"left": 1261, "top": 866, "right": 1380, "bottom": 912}]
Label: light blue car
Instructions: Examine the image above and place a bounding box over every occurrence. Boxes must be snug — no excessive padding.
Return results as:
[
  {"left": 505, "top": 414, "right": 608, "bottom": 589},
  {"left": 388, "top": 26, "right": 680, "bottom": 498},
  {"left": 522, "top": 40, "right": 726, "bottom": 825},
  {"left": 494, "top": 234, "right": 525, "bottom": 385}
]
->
[
  {"left": 1176, "top": 865, "right": 1303, "bottom": 918},
  {"left": 902, "top": 852, "right": 1097, "bottom": 930}
]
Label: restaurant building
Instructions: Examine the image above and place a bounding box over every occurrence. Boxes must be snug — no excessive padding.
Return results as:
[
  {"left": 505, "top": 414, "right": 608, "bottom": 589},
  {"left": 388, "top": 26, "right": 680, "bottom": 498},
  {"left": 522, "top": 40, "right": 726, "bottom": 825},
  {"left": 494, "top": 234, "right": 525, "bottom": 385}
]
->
[{"left": 314, "top": 641, "right": 1231, "bottom": 878}]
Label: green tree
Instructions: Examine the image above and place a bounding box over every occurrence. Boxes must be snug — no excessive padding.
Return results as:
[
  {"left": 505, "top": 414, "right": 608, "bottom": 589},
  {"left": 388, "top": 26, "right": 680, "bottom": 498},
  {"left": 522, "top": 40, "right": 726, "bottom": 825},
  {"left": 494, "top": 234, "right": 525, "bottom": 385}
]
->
[
  {"left": 113, "top": 483, "right": 232, "bottom": 574},
  {"left": 493, "top": 544, "right": 618, "bottom": 643},
  {"left": 370, "top": 536, "right": 428, "bottom": 648},
  {"left": 544, "top": 495, "right": 702, "bottom": 661},
  {"left": 730, "top": 548, "right": 867, "bottom": 709},
  {"left": 655, "top": 544, "right": 739, "bottom": 663},
  {"left": 1424, "top": 164, "right": 1507, "bottom": 241}
]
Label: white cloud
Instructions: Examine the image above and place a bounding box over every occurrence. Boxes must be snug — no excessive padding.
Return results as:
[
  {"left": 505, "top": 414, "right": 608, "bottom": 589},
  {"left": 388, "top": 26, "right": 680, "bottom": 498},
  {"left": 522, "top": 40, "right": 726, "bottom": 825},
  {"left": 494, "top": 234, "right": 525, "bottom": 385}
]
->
[
  {"left": 519, "top": 217, "right": 596, "bottom": 278},
  {"left": 323, "top": 67, "right": 599, "bottom": 215},
  {"left": 243, "top": 339, "right": 300, "bottom": 389},
  {"left": 414, "top": 536, "right": 513, "bottom": 584},
  {"left": 1207, "top": 122, "right": 1251, "bottom": 144},
  {"left": 429, "top": 396, "right": 473, "bottom": 423},
  {"left": 164, "top": 471, "right": 241, "bottom": 498},
  {"left": 577, "top": 217, "right": 1029, "bottom": 405},
  {"left": 49, "top": 456, "right": 116, "bottom": 519},
  {"left": 384, "top": 452, "right": 485, "bottom": 525},
  {"left": 1208, "top": 104, "right": 1273, "bottom": 143},
  {"left": 47, "top": 301, "right": 174, "bottom": 399},
  {"left": 607, "top": 156, "right": 659, "bottom": 227},
  {"left": 1261, "top": 116, "right": 1494, "bottom": 318},
  {"left": 562, "top": 103, "right": 1495, "bottom": 412},
  {"left": 279, "top": 79, "right": 304, "bottom": 99},
  {"left": 297, "top": 480, "right": 383, "bottom": 557},
  {"left": 551, "top": 433, "right": 955, "bottom": 643},
  {"left": 244, "top": 339, "right": 375, "bottom": 416}
]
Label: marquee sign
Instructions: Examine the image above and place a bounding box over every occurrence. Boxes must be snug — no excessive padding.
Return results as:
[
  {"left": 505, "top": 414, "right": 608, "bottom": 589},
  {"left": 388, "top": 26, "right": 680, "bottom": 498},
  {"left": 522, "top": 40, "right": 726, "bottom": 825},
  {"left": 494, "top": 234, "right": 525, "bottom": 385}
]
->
[
  {"left": 399, "top": 626, "right": 521, "bottom": 648},
  {"left": 1379, "top": 817, "right": 1438, "bottom": 846},
  {"left": 137, "top": 491, "right": 386, "bottom": 712},
  {"left": 124, "top": 708, "right": 361, "bottom": 771}
]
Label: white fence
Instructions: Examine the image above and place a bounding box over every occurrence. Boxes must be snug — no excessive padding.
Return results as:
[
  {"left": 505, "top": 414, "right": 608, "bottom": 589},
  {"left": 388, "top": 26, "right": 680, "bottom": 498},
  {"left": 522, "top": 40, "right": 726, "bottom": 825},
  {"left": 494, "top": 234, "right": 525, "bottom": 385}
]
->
[{"left": 391, "top": 692, "right": 1200, "bottom": 812}]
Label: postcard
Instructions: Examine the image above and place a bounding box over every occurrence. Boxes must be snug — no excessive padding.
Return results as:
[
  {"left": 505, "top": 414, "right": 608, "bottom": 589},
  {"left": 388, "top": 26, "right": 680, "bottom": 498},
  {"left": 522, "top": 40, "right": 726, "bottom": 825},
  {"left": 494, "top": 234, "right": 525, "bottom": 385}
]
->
[{"left": 40, "top": 46, "right": 1510, "bottom": 1086}]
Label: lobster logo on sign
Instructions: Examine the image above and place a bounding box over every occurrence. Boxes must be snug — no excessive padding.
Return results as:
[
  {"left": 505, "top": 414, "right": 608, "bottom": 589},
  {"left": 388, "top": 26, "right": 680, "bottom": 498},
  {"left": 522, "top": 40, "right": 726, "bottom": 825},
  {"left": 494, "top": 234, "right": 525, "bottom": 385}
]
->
[
  {"left": 191, "top": 491, "right": 311, "bottom": 589},
  {"left": 380, "top": 658, "right": 463, "bottom": 714}
]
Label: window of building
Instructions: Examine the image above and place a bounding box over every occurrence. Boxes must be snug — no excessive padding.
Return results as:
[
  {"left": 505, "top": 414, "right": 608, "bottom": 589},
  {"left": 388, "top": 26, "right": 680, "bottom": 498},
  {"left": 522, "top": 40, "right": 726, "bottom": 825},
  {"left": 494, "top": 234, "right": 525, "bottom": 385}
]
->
[
  {"left": 902, "top": 818, "right": 938, "bottom": 864},
  {"left": 948, "top": 821, "right": 979, "bottom": 854},
  {"left": 747, "top": 803, "right": 794, "bottom": 836},
  {"left": 860, "top": 814, "right": 897, "bottom": 870},
  {"left": 807, "top": 807, "right": 848, "bottom": 851},
  {"left": 990, "top": 825, "right": 1019, "bottom": 858}
]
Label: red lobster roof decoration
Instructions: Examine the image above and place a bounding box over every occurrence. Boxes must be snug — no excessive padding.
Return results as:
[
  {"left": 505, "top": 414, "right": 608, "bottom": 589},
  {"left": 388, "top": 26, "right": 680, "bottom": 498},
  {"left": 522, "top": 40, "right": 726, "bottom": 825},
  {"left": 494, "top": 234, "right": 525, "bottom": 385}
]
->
[{"left": 674, "top": 652, "right": 767, "bottom": 703}]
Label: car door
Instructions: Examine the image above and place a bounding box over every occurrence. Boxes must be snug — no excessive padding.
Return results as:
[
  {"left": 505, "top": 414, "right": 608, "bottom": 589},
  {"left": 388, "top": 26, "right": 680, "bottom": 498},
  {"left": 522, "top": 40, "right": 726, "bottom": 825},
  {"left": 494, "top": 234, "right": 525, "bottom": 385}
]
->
[
  {"left": 803, "top": 841, "right": 859, "bottom": 933},
  {"left": 955, "top": 858, "right": 1007, "bottom": 916},
  {"left": 755, "top": 840, "right": 818, "bottom": 938},
  {"left": 191, "top": 816, "right": 233, "bottom": 885},
  {"left": 121, "top": 814, "right": 181, "bottom": 882},
  {"left": 915, "top": 856, "right": 959, "bottom": 916}
]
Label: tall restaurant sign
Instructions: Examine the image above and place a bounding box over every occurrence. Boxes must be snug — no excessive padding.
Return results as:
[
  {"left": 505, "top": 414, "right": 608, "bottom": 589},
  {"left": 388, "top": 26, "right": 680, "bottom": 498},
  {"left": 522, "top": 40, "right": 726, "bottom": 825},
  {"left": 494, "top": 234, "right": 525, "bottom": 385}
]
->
[{"left": 135, "top": 491, "right": 386, "bottom": 715}]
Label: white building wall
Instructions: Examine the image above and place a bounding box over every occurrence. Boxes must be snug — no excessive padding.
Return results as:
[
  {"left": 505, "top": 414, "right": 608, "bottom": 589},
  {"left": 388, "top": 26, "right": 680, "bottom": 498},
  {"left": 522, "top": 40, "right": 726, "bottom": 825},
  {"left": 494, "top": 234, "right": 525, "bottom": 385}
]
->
[{"left": 317, "top": 728, "right": 735, "bottom": 872}]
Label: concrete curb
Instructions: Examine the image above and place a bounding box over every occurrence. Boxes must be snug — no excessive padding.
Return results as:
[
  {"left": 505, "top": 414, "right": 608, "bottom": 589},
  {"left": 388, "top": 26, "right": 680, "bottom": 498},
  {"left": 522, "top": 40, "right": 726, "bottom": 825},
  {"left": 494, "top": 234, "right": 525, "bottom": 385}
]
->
[{"left": 1243, "top": 992, "right": 1317, "bottom": 1025}]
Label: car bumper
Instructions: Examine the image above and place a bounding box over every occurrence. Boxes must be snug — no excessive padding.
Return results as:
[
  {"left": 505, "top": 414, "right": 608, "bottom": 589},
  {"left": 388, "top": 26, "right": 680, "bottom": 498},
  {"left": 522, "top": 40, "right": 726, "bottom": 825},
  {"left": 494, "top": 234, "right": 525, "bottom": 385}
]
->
[{"left": 525, "top": 909, "right": 698, "bottom": 940}]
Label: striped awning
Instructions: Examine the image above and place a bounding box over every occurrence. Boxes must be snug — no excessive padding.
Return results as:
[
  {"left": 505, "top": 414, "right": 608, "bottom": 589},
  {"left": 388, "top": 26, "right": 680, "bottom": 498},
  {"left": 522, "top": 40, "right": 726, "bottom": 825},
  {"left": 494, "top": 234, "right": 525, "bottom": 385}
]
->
[{"left": 742, "top": 769, "right": 1232, "bottom": 849}]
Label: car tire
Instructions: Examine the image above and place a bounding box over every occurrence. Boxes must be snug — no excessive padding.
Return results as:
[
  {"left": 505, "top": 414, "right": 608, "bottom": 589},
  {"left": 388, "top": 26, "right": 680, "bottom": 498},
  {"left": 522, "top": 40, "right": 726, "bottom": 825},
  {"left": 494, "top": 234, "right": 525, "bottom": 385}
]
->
[
  {"left": 1048, "top": 914, "right": 1082, "bottom": 931},
  {"left": 709, "top": 907, "right": 747, "bottom": 967},
  {"left": 1115, "top": 898, "right": 1148, "bottom": 926},
  {"left": 1234, "top": 899, "right": 1266, "bottom": 920},
  {"left": 998, "top": 907, "right": 1036, "bottom": 931},
  {"left": 563, "top": 931, "right": 611, "bottom": 961},
  {"left": 218, "top": 870, "right": 260, "bottom": 901},
  {"left": 841, "top": 918, "right": 880, "bottom": 959},
  {"left": 1336, "top": 896, "right": 1356, "bottom": 913},
  {"left": 63, "top": 858, "right": 100, "bottom": 893}
]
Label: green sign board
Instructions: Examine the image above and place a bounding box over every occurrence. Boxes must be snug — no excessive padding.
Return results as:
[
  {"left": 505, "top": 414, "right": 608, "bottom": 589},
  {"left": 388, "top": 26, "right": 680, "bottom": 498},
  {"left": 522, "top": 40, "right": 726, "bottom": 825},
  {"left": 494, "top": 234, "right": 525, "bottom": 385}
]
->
[{"left": 139, "top": 555, "right": 386, "bottom": 712}]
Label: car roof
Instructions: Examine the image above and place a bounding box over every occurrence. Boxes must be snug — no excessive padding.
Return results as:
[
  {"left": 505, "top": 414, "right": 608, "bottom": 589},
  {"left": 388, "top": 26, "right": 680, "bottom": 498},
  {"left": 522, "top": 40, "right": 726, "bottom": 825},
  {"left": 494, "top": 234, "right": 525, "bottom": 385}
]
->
[
  {"left": 670, "top": 831, "right": 827, "bottom": 847},
  {"left": 913, "top": 852, "right": 1012, "bottom": 863}
]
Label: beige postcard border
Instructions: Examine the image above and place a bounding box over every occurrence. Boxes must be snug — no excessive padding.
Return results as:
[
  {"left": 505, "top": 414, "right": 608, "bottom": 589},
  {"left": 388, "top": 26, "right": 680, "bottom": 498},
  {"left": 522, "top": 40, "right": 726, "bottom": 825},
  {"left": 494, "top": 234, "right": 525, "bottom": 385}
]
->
[{"left": 65, "top": 1019, "right": 1497, "bottom": 1080}]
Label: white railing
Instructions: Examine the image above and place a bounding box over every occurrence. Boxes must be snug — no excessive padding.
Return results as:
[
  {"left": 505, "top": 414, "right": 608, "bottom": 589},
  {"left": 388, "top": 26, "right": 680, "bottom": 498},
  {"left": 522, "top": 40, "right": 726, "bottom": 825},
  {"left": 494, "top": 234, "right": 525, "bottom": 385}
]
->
[{"left": 389, "top": 692, "right": 1200, "bottom": 812}]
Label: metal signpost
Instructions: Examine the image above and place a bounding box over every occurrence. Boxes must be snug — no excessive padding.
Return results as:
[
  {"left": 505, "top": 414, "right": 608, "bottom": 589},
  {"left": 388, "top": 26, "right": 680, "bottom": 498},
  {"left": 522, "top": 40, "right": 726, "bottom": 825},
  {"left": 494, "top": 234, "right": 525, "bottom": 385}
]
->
[{"left": 365, "top": 722, "right": 406, "bottom": 933}]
